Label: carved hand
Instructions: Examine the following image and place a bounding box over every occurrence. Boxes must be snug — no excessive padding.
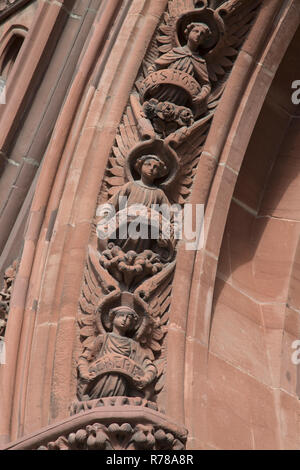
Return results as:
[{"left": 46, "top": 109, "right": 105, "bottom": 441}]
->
[
  {"left": 78, "top": 360, "right": 92, "bottom": 382},
  {"left": 133, "top": 376, "right": 150, "bottom": 390},
  {"left": 192, "top": 94, "right": 208, "bottom": 116},
  {"left": 192, "top": 93, "right": 206, "bottom": 106},
  {"left": 79, "top": 372, "right": 91, "bottom": 383}
]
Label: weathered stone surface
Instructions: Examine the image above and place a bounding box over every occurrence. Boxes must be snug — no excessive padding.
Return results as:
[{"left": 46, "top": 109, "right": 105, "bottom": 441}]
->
[
  {"left": 3, "top": 406, "right": 187, "bottom": 451},
  {"left": 1, "top": 0, "right": 300, "bottom": 452}
]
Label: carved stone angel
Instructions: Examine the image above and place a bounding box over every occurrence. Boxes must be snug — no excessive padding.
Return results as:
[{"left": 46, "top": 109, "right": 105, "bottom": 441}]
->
[
  {"left": 140, "top": 0, "right": 261, "bottom": 134},
  {"left": 78, "top": 304, "right": 157, "bottom": 400},
  {"left": 77, "top": 0, "right": 263, "bottom": 415},
  {"left": 148, "top": 21, "right": 212, "bottom": 116},
  {"left": 140, "top": 6, "right": 225, "bottom": 126},
  {"left": 107, "top": 154, "right": 170, "bottom": 216},
  {"left": 97, "top": 146, "right": 179, "bottom": 267}
]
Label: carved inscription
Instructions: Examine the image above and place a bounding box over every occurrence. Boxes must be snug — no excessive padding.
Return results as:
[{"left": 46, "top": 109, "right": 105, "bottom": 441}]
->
[
  {"left": 89, "top": 354, "right": 145, "bottom": 381},
  {"left": 141, "top": 69, "right": 201, "bottom": 102}
]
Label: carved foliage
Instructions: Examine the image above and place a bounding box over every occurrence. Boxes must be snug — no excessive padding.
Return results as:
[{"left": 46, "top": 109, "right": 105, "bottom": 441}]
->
[
  {"left": 42, "top": 399, "right": 187, "bottom": 451},
  {"left": 38, "top": 422, "right": 185, "bottom": 451},
  {"left": 0, "top": 260, "right": 17, "bottom": 338}
]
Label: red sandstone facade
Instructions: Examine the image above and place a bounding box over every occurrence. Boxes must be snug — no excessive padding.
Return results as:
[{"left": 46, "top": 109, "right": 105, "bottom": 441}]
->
[{"left": 0, "top": 0, "right": 300, "bottom": 451}]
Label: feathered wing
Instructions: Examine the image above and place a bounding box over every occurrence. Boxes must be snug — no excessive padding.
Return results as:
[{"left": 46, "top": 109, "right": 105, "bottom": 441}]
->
[
  {"left": 141, "top": 29, "right": 160, "bottom": 78},
  {"left": 150, "top": 275, "right": 173, "bottom": 395},
  {"left": 101, "top": 98, "right": 156, "bottom": 201},
  {"left": 78, "top": 246, "right": 121, "bottom": 349},
  {"left": 206, "top": 0, "right": 262, "bottom": 107},
  {"left": 142, "top": 0, "right": 195, "bottom": 75},
  {"left": 103, "top": 106, "right": 139, "bottom": 199},
  {"left": 134, "top": 262, "right": 176, "bottom": 394},
  {"left": 163, "top": 113, "right": 213, "bottom": 204},
  {"left": 156, "top": 0, "right": 195, "bottom": 55}
]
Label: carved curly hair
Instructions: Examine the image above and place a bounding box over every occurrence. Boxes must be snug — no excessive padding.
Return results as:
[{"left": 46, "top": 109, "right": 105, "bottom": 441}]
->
[{"left": 184, "top": 22, "right": 211, "bottom": 40}]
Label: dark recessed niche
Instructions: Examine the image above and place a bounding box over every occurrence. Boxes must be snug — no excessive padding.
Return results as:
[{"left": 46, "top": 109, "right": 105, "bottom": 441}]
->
[{"left": 0, "top": 34, "right": 24, "bottom": 79}]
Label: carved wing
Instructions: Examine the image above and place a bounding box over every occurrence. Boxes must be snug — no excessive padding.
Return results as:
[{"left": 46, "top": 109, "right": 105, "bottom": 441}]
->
[
  {"left": 134, "top": 262, "right": 175, "bottom": 393},
  {"left": 156, "top": 0, "right": 195, "bottom": 55},
  {"left": 163, "top": 113, "right": 212, "bottom": 204},
  {"left": 150, "top": 276, "right": 173, "bottom": 395},
  {"left": 142, "top": 30, "right": 160, "bottom": 78},
  {"left": 206, "top": 0, "right": 261, "bottom": 103},
  {"left": 78, "top": 246, "right": 120, "bottom": 349},
  {"left": 103, "top": 106, "right": 139, "bottom": 199},
  {"left": 101, "top": 96, "right": 156, "bottom": 201}
]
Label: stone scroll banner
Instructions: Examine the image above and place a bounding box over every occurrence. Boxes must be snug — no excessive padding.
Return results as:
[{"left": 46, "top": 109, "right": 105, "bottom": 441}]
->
[
  {"left": 89, "top": 354, "right": 145, "bottom": 381},
  {"left": 140, "top": 69, "right": 201, "bottom": 102}
]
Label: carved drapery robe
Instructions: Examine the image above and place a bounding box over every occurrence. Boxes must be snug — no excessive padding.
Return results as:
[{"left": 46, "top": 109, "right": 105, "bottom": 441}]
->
[
  {"left": 108, "top": 181, "right": 170, "bottom": 210},
  {"left": 78, "top": 332, "right": 157, "bottom": 399},
  {"left": 151, "top": 45, "right": 211, "bottom": 106},
  {"left": 99, "top": 181, "right": 174, "bottom": 257}
]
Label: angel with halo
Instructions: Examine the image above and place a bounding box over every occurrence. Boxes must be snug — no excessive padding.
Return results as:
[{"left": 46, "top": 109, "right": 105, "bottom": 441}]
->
[
  {"left": 148, "top": 21, "right": 212, "bottom": 116},
  {"left": 107, "top": 154, "right": 170, "bottom": 216},
  {"left": 97, "top": 142, "right": 180, "bottom": 263},
  {"left": 140, "top": 0, "right": 262, "bottom": 126},
  {"left": 77, "top": 304, "right": 157, "bottom": 400},
  {"left": 143, "top": 6, "right": 225, "bottom": 119},
  {"left": 78, "top": 289, "right": 163, "bottom": 401}
]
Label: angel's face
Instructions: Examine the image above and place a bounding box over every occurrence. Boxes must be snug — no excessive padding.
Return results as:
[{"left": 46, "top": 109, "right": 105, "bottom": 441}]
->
[
  {"left": 188, "top": 25, "right": 206, "bottom": 47},
  {"left": 113, "top": 310, "right": 135, "bottom": 334},
  {"left": 141, "top": 158, "right": 160, "bottom": 182}
]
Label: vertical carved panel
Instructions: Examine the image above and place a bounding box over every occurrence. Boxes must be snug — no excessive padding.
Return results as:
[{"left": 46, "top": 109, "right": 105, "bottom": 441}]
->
[{"left": 73, "top": 0, "right": 261, "bottom": 450}]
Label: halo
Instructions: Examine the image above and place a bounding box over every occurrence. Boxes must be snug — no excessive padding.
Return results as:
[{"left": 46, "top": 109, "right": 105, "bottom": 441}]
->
[
  {"left": 175, "top": 8, "right": 224, "bottom": 52},
  {"left": 125, "top": 139, "right": 180, "bottom": 189},
  {"left": 96, "top": 291, "right": 150, "bottom": 338}
]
